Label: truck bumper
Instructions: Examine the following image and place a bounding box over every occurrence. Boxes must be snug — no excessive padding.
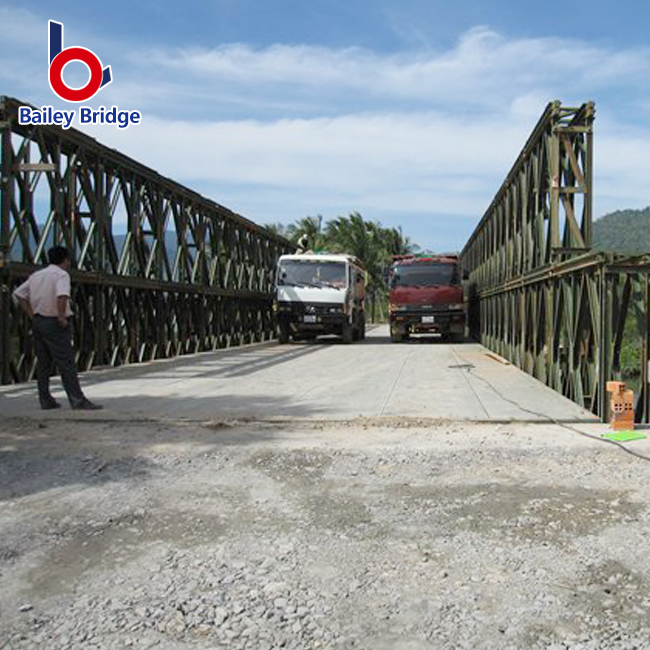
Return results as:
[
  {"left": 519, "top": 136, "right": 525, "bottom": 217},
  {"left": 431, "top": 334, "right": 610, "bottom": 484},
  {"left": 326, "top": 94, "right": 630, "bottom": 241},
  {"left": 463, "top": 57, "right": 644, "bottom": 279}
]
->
[
  {"left": 390, "top": 311, "right": 465, "bottom": 335},
  {"left": 279, "top": 313, "right": 348, "bottom": 335}
]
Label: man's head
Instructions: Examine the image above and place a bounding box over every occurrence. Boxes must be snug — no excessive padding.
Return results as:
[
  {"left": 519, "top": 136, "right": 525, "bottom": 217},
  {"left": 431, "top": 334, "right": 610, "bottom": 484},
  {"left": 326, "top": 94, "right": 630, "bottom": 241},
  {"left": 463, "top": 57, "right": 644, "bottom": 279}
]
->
[{"left": 48, "top": 245, "right": 70, "bottom": 268}]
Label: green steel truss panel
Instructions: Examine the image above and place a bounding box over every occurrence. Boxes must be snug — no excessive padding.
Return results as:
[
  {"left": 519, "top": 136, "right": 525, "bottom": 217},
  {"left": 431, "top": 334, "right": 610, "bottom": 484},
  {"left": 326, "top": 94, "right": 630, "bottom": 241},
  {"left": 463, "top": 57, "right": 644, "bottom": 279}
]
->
[
  {"left": 461, "top": 101, "right": 650, "bottom": 423},
  {"left": 0, "top": 96, "right": 295, "bottom": 385}
]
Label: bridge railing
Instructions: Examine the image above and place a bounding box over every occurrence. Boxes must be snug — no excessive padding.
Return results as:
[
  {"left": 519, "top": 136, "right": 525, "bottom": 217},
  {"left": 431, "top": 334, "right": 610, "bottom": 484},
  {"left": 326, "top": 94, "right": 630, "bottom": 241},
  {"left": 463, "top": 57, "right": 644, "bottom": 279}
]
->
[
  {"left": 462, "top": 101, "right": 595, "bottom": 290},
  {"left": 461, "top": 101, "right": 650, "bottom": 423},
  {"left": 0, "top": 96, "right": 295, "bottom": 385}
]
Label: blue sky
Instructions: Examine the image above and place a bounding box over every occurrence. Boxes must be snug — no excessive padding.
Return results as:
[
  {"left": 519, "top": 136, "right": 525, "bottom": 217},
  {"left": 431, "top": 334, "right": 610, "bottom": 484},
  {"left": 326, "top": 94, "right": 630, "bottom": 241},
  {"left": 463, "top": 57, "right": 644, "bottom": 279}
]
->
[{"left": 1, "top": 1, "right": 649, "bottom": 250}]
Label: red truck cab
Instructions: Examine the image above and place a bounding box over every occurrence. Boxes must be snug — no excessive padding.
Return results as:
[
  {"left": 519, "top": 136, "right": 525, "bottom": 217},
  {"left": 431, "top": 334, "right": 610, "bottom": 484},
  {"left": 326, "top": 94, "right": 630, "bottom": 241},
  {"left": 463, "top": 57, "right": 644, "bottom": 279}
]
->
[{"left": 388, "top": 254, "right": 465, "bottom": 342}]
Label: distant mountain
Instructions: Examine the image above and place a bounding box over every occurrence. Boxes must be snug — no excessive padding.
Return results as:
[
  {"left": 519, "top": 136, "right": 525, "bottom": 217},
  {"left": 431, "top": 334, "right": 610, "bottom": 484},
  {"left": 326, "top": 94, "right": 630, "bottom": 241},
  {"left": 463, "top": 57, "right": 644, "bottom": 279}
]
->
[{"left": 592, "top": 207, "right": 650, "bottom": 255}]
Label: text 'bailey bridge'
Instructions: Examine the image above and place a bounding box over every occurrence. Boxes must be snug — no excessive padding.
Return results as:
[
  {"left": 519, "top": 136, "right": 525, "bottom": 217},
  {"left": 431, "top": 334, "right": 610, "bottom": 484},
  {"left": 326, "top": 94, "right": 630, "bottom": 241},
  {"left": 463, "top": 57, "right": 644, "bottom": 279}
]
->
[
  {"left": 460, "top": 101, "right": 650, "bottom": 424},
  {"left": 0, "top": 96, "right": 295, "bottom": 386}
]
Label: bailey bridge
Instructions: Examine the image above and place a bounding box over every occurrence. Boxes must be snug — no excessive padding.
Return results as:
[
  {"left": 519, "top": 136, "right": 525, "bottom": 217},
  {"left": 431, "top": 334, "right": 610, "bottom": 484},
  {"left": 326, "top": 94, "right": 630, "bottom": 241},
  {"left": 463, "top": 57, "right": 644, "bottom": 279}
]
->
[{"left": 1, "top": 96, "right": 649, "bottom": 424}]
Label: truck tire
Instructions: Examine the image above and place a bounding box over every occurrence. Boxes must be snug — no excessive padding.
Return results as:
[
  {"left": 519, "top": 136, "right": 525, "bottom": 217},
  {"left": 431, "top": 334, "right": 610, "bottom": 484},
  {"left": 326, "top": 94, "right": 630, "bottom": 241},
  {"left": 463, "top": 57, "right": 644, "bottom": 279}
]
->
[
  {"left": 359, "top": 313, "right": 366, "bottom": 340},
  {"left": 278, "top": 321, "right": 290, "bottom": 344},
  {"left": 342, "top": 321, "right": 354, "bottom": 344},
  {"left": 353, "top": 313, "right": 361, "bottom": 341},
  {"left": 390, "top": 325, "right": 407, "bottom": 343}
]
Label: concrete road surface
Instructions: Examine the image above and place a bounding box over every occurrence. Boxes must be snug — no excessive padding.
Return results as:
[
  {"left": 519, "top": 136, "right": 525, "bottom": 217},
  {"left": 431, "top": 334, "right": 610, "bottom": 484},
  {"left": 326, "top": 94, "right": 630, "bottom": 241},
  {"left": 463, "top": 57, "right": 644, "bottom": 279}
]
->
[{"left": 0, "top": 326, "right": 596, "bottom": 423}]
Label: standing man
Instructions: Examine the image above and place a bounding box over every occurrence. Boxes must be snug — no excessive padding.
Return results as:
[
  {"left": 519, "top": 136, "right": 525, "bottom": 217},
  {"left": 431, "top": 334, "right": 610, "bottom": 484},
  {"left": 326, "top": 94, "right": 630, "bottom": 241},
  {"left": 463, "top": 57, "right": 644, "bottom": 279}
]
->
[{"left": 13, "top": 245, "right": 102, "bottom": 410}]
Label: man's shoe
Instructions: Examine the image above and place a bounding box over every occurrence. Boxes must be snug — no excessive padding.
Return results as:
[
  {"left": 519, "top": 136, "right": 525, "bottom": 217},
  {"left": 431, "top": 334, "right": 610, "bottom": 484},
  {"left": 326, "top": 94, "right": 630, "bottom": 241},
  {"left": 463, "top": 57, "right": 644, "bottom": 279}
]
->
[
  {"left": 40, "top": 400, "right": 61, "bottom": 410},
  {"left": 71, "top": 399, "right": 103, "bottom": 411}
]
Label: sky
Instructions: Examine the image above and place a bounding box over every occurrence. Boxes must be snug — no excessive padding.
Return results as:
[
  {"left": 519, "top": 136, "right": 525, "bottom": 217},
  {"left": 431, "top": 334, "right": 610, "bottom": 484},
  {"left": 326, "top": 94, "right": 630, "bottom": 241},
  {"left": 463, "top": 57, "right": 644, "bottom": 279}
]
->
[{"left": 1, "top": 0, "right": 649, "bottom": 251}]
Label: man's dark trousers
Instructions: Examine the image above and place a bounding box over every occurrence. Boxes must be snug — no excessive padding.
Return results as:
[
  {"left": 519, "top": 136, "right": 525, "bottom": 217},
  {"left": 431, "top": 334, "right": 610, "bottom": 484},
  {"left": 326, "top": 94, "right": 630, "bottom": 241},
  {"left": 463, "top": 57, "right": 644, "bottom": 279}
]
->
[{"left": 32, "top": 315, "right": 85, "bottom": 406}]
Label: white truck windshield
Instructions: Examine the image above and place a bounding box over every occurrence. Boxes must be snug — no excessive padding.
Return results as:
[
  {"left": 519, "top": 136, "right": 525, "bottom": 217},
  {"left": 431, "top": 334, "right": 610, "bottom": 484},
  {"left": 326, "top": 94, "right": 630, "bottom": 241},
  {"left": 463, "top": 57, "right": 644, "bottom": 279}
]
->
[{"left": 279, "top": 260, "right": 347, "bottom": 288}]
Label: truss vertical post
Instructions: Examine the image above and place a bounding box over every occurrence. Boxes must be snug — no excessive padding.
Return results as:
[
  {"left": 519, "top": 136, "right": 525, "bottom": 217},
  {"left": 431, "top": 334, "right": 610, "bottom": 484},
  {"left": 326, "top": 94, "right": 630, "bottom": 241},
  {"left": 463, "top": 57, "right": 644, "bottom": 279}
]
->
[{"left": 598, "top": 267, "right": 612, "bottom": 421}]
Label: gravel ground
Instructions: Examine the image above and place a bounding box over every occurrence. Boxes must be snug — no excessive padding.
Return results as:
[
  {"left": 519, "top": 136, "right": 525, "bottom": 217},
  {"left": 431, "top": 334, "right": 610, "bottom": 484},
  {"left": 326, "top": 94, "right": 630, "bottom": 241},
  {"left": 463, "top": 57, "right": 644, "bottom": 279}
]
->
[{"left": 2, "top": 415, "right": 650, "bottom": 650}]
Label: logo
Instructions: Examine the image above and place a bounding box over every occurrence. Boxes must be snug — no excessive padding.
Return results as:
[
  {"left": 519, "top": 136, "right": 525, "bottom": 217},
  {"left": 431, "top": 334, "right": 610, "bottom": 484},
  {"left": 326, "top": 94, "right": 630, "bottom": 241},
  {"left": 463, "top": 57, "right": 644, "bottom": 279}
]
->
[
  {"left": 18, "top": 20, "right": 141, "bottom": 130},
  {"left": 48, "top": 20, "right": 112, "bottom": 103}
]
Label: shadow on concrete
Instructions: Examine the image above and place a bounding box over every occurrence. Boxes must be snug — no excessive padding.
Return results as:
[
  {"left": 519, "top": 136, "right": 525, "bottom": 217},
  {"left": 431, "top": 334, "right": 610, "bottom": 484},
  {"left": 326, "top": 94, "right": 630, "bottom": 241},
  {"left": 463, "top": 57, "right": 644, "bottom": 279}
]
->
[
  {"left": 0, "top": 391, "right": 327, "bottom": 502},
  {"left": 193, "top": 341, "right": 327, "bottom": 379},
  {"left": 358, "top": 334, "right": 474, "bottom": 345},
  {"left": 0, "top": 340, "right": 329, "bottom": 394}
]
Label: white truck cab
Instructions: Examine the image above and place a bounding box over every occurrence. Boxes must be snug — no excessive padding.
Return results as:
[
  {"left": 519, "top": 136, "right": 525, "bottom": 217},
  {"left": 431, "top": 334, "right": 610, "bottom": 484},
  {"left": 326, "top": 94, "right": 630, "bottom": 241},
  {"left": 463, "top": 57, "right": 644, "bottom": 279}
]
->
[{"left": 275, "top": 253, "right": 366, "bottom": 344}]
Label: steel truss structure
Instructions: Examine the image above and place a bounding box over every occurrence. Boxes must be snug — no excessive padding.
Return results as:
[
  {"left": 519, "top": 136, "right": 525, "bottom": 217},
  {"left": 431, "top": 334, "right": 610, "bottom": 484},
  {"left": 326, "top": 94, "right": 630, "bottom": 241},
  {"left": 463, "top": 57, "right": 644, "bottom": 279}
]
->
[
  {"left": 461, "top": 101, "right": 650, "bottom": 422},
  {"left": 0, "top": 96, "right": 294, "bottom": 385}
]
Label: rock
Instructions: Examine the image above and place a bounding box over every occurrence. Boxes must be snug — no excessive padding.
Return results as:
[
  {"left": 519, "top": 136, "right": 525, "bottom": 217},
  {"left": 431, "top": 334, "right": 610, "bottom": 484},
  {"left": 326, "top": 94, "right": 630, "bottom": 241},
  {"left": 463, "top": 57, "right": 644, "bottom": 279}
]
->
[
  {"left": 195, "top": 623, "right": 212, "bottom": 636},
  {"left": 263, "top": 582, "right": 288, "bottom": 597},
  {"left": 19, "top": 604, "right": 34, "bottom": 612},
  {"left": 214, "top": 607, "right": 229, "bottom": 625}
]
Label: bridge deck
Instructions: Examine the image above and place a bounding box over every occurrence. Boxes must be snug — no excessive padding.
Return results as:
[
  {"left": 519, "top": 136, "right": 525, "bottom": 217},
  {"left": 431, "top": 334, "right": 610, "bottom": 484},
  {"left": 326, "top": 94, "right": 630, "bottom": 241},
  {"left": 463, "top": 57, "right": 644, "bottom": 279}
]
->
[{"left": 1, "top": 326, "right": 596, "bottom": 423}]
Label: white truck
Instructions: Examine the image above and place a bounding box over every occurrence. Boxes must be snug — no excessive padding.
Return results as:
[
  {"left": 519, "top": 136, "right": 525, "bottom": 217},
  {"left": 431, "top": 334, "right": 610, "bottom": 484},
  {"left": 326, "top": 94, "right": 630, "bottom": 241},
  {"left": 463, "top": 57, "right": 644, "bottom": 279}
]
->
[{"left": 275, "top": 253, "right": 366, "bottom": 344}]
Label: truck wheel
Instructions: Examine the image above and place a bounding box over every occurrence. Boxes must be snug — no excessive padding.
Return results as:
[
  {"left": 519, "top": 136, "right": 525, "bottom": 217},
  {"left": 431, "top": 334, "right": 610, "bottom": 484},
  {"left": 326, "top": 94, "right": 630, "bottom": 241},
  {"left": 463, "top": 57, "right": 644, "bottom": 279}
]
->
[
  {"left": 342, "top": 321, "right": 354, "bottom": 344},
  {"left": 278, "top": 321, "right": 290, "bottom": 344},
  {"left": 359, "top": 313, "right": 366, "bottom": 340},
  {"left": 352, "top": 314, "right": 361, "bottom": 341},
  {"left": 390, "top": 327, "right": 403, "bottom": 343}
]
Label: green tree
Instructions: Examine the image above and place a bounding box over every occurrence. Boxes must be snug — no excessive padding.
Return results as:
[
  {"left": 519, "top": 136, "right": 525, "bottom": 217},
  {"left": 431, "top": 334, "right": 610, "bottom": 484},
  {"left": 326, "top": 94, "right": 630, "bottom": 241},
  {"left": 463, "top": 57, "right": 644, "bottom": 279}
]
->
[
  {"left": 384, "top": 226, "right": 418, "bottom": 257},
  {"left": 265, "top": 222, "right": 292, "bottom": 239},
  {"left": 325, "top": 212, "right": 387, "bottom": 292}
]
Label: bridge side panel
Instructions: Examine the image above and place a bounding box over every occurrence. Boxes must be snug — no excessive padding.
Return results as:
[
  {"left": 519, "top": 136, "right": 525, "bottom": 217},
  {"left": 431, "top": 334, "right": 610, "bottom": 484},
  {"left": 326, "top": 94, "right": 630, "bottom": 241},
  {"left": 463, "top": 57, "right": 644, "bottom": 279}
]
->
[
  {"left": 461, "top": 101, "right": 650, "bottom": 423},
  {"left": 0, "top": 96, "right": 294, "bottom": 385}
]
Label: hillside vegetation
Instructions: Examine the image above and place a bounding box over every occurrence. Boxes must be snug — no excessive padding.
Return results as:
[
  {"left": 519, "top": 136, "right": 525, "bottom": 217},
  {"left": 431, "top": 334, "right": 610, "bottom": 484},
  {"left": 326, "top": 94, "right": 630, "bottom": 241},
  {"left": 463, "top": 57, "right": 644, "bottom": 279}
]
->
[{"left": 592, "top": 207, "right": 650, "bottom": 254}]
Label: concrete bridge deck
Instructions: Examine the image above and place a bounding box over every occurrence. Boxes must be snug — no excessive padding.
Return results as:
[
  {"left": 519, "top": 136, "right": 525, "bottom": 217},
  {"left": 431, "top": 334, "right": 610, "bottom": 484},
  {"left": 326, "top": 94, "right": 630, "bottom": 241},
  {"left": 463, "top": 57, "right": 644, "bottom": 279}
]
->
[{"left": 0, "top": 326, "right": 597, "bottom": 423}]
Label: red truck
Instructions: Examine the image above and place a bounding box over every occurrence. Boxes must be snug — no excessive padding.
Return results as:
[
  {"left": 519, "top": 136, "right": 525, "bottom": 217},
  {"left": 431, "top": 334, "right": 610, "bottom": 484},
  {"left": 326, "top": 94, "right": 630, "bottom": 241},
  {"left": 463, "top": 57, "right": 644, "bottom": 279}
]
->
[{"left": 388, "top": 254, "right": 465, "bottom": 342}]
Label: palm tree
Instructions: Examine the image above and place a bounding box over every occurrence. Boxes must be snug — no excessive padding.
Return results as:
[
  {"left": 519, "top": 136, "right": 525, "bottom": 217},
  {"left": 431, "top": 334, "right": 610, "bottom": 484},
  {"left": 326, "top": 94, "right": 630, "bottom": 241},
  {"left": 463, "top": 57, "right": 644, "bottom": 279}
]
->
[
  {"left": 265, "top": 222, "right": 292, "bottom": 239},
  {"left": 384, "top": 226, "right": 418, "bottom": 257},
  {"left": 325, "top": 212, "right": 387, "bottom": 291}
]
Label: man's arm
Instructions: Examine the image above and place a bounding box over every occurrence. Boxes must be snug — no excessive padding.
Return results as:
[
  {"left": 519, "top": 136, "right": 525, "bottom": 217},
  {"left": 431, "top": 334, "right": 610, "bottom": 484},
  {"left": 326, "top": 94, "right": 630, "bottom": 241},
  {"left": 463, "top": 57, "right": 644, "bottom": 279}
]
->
[
  {"left": 16, "top": 296, "right": 34, "bottom": 319},
  {"left": 13, "top": 280, "right": 33, "bottom": 318},
  {"left": 57, "top": 295, "right": 69, "bottom": 327},
  {"left": 55, "top": 272, "right": 71, "bottom": 327}
]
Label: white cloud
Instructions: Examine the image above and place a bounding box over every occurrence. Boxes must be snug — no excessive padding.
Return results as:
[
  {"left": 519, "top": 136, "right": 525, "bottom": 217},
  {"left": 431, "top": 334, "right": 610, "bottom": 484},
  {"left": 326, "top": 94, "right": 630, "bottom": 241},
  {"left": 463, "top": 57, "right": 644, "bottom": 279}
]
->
[
  {"left": 83, "top": 109, "right": 536, "bottom": 241},
  {"left": 143, "top": 27, "right": 650, "bottom": 114},
  {"left": 1, "top": 9, "right": 649, "bottom": 249}
]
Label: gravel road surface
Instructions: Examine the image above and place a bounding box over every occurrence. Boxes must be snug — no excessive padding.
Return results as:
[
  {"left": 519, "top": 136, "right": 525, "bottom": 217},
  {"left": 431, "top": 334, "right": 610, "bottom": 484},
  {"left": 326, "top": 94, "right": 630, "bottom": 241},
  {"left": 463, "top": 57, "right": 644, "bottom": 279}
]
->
[{"left": 2, "top": 412, "right": 650, "bottom": 650}]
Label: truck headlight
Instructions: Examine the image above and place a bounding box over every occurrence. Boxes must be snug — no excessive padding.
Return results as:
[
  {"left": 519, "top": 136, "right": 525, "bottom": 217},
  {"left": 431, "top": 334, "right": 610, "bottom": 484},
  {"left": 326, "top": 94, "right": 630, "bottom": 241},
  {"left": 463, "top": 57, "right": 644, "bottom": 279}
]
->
[
  {"left": 328, "top": 306, "right": 344, "bottom": 313},
  {"left": 449, "top": 303, "right": 465, "bottom": 310}
]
